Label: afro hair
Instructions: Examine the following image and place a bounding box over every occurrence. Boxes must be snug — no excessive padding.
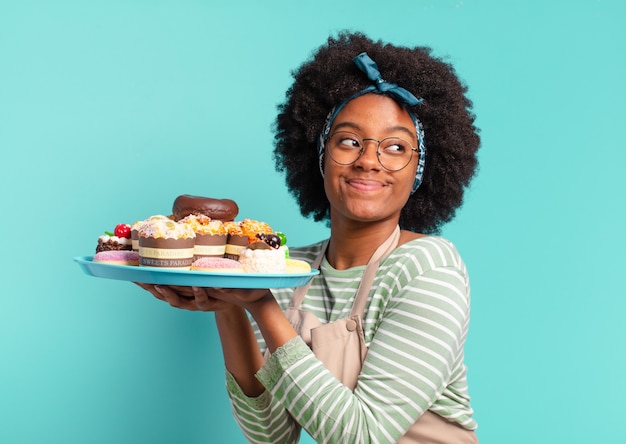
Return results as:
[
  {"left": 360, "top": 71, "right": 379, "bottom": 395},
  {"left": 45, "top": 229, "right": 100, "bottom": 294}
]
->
[{"left": 273, "top": 31, "right": 480, "bottom": 234}]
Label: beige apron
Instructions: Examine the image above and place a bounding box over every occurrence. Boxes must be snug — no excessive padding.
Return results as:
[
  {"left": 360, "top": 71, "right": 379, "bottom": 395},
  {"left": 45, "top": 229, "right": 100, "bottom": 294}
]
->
[{"left": 284, "top": 226, "right": 478, "bottom": 443}]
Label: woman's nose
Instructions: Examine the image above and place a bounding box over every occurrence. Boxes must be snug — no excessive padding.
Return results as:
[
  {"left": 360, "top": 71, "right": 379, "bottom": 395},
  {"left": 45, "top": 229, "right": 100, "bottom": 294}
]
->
[{"left": 354, "top": 139, "right": 381, "bottom": 169}]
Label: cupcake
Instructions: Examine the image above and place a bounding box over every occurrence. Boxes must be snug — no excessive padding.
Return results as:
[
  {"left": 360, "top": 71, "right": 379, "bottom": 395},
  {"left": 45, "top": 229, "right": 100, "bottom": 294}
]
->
[
  {"left": 130, "top": 220, "right": 144, "bottom": 251},
  {"left": 180, "top": 214, "right": 227, "bottom": 260},
  {"left": 240, "top": 219, "right": 274, "bottom": 243},
  {"left": 223, "top": 221, "right": 249, "bottom": 261},
  {"left": 137, "top": 215, "right": 196, "bottom": 268},
  {"left": 224, "top": 219, "right": 275, "bottom": 260}
]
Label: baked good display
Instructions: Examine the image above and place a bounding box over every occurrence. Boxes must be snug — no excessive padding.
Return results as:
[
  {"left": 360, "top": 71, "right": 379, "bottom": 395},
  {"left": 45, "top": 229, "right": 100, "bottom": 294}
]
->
[
  {"left": 136, "top": 215, "right": 196, "bottom": 268},
  {"left": 172, "top": 195, "right": 239, "bottom": 221},
  {"left": 190, "top": 257, "right": 244, "bottom": 272},
  {"left": 93, "top": 250, "right": 140, "bottom": 266},
  {"left": 95, "top": 224, "right": 132, "bottom": 253},
  {"left": 86, "top": 196, "right": 314, "bottom": 277}
]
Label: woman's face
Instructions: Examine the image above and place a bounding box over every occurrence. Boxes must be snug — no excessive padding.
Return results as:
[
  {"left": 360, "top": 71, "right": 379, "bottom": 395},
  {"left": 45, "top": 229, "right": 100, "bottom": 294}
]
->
[{"left": 323, "top": 93, "right": 419, "bottom": 226}]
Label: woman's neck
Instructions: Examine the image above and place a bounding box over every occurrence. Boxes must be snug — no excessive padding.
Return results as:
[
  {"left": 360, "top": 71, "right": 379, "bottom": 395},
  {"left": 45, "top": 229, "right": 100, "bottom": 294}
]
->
[{"left": 326, "top": 218, "right": 399, "bottom": 270}]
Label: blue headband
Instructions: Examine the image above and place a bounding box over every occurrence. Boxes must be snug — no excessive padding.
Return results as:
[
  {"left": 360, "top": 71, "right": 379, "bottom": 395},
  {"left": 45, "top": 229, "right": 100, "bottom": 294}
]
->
[{"left": 317, "top": 52, "right": 426, "bottom": 194}]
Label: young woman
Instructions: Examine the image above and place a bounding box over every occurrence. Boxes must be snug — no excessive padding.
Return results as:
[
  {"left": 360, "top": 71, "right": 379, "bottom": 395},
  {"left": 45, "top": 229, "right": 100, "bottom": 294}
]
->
[{"left": 138, "top": 31, "right": 481, "bottom": 443}]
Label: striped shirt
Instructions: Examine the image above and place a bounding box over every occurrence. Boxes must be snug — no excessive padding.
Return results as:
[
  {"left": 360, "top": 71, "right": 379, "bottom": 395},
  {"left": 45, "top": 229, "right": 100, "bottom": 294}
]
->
[{"left": 226, "top": 236, "right": 476, "bottom": 443}]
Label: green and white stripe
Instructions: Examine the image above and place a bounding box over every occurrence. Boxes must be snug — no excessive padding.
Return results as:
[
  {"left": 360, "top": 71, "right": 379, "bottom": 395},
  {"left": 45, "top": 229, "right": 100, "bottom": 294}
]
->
[{"left": 226, "top": 236, "right": 476, "bottom": 443}]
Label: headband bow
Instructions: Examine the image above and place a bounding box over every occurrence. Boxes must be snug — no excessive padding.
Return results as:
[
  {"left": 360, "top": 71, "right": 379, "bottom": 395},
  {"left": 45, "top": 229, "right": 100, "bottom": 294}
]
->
[{"left": 352, "top": 52, "right": 423, "bottom": 107}]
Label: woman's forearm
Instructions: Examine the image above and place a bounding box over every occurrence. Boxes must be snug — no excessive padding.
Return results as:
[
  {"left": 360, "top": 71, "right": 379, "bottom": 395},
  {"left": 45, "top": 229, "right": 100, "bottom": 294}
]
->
[
  {"left": 214, "top": 306, "right": 266, "bottom": 396},
  {"left": 245, "top": 292, "right": 298, "bottom": 354},
  {"left": 213, "top": 289, "right": 298, "bottom": 397}
]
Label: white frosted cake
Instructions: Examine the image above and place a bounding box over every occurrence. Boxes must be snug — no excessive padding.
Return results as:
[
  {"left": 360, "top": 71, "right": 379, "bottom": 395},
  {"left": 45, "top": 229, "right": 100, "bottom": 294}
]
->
[{"left": 238, "top": 247, "right": 286, "bottom": 273}]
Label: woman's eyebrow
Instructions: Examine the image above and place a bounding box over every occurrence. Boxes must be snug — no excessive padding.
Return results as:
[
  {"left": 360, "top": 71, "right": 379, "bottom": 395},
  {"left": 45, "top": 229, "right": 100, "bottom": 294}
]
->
[
  {"left": 332, "top": 121, "right": 362, "bottom": 132},
  {"left": 332, "top": 121, "right": 415, "bottom": 139},
  {"left": 387, "top": 125, "right": 417, "bottom": 139}
]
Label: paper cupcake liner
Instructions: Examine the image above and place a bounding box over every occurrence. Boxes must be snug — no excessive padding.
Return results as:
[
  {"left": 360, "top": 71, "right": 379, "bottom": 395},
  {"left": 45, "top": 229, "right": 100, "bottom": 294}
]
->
[
  {"left": 194, "top": 233, "right": 227, "bottom": 259},
  {"left": 131, "top": 229, "right": 139, "bottom": 251},
  {"left": 138, "top": 236, "right": 195, "bottom": 268},
  {"left": 224, "top": 234, "right": 249, "bottom": 260}
]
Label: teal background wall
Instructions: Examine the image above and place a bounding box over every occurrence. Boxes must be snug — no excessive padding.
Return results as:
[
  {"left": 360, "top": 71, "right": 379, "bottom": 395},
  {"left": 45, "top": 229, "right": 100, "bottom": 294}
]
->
[{"left": 2, "top": 0, "right": 625, "bottom": 442}]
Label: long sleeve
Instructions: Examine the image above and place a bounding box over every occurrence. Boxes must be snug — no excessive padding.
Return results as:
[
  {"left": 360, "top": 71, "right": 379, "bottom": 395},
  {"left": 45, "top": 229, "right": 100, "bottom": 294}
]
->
[{"left": 226, "top": 370, "right": 302, "bottom": 443}]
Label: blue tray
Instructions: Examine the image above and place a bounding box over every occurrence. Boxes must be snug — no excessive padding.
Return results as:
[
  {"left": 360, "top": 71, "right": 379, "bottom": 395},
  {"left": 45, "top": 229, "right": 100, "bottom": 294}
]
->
[{"left": 74, "top": 256, "right": 318, "bottom": 288}]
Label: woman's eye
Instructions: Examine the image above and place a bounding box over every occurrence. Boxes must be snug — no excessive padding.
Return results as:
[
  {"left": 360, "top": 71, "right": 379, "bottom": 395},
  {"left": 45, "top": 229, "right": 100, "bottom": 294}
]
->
[
  {"left": 383, "top": 140, "right": 408, "bottom": 154},
  {"left": 339, "top": 137, "right": 360, "bottom": 148}
]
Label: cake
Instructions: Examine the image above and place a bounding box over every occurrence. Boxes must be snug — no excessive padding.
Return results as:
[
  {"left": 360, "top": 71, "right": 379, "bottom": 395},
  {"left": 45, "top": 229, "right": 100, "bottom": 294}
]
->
[
  {"left": 93, "top": 250, "right": 140, "bottom": 266},
  {"left": 137, "top": 215, "right": 196, "bottom": 268},
  {"left": 285, "top": 259, "right": 312, "bottom": 274},
  {"left": 190, "top": 257, "right": 244, "bottom": 272},
  {"left": 172, "top": 195, "right": 239, "bottom": 221},
  {"left": 95, "top": 223, "right": 132, "bottom": 253},
  {"left": 238, "top": 246, "right": 286, "bottom": 273},
  {"left": 238, "top": 233, "right": 286, "bottom": 273}
]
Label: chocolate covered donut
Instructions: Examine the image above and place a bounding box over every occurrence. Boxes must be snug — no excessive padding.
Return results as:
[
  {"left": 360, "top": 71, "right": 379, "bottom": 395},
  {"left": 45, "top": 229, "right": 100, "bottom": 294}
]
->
[{"left": 172, "top": 195, "right": 239, "bottom": 221}]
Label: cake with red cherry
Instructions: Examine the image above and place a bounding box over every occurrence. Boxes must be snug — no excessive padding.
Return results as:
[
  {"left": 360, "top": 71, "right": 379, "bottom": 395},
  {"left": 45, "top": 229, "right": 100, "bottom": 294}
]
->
[{"left": 95, "top": 224, "right": 133, "bottom": 253}]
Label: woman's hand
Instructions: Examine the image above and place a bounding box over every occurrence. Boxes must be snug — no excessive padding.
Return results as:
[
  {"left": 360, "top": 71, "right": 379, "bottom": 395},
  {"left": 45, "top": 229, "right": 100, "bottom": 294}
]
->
[
  {"left": 134, "top": 283, "right": 231, "bottom": 312},
  {"left": 200, "top": 287, "right": 274, "bottom": 310},
  {"left": 134, "top": 283, "right": 273, "bottom": 312}
]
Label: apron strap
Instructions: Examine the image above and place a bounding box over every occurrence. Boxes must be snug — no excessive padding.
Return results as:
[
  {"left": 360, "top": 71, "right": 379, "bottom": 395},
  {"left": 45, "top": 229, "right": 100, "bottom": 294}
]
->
[
  {"left": 350, "top": 226, "right": 400, "bottom": 317},
  {"left": 288, "top": 239, "right": 329, "bottom": 309}
]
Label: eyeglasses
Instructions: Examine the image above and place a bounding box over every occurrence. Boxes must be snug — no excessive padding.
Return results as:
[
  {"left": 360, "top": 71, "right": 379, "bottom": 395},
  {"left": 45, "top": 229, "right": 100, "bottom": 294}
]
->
[{"left": 326, "top": 131, "right": 419, "bottom": 172}]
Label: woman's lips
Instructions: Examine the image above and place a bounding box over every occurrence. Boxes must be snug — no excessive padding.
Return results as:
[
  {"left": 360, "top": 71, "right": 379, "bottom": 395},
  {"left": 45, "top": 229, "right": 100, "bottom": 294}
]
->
[{"left": 346, "top": 178, "right": 385, "bottom": 191}]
